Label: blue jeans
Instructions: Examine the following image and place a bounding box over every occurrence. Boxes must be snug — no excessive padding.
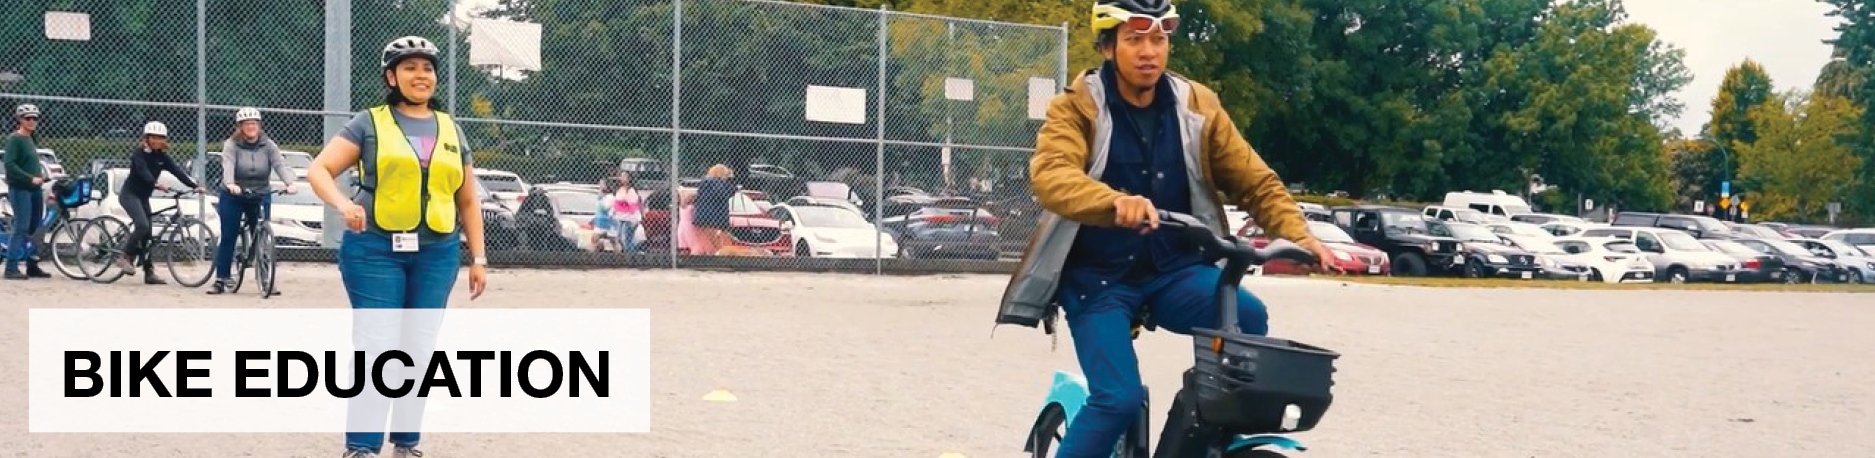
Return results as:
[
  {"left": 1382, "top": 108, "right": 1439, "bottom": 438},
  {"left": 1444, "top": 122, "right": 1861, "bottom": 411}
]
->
[
  {"left": 1053, "top": 263, "right": 1270, "bottom": 458},
  {"left": 614, "top": 220, "right": 639, "bottom": 252},
  {"left": 212, "top": 190, "right": 271, "bottom": 280},
  {"left": 338, "top": 230, "right": 461, "bottom": 453},
  {"left": 7, "top": 188, "right": 45, "bottom": 268}
]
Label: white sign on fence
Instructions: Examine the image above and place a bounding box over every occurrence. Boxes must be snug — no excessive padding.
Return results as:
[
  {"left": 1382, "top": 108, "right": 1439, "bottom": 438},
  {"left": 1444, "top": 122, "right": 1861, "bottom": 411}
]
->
[
  {"left": 1028, "top": 77, "right": 1057, "bottom": 120},
  {"left": 945, "top": 77, "right": 975, "bottom": 101},
  {"left": 804, "top": 85, "right": 868, "bottom": 125},
  {"left": 468, "top": 18, "right": 544, "bottom": 77},
  {"left": 45, "top": 12, "right": 91, "bottom": 42}
]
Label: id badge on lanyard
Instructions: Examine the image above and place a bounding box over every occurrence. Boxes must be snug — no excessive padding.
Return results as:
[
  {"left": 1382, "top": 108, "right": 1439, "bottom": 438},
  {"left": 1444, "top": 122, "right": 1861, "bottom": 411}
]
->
[{"left": 392, "top": 232, "right": 420, "bottom": 253}]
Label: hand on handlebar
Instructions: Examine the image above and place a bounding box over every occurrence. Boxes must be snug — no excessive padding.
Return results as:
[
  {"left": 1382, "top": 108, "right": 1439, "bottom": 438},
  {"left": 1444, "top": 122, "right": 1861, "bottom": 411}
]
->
[
  {"left": 1301, "top": 238, "right": 1343, "bottom": 275},
  {"left": 227, "top": 183, "right": 242, "bottom": 195},
  {"left": 1114, "top": 195, "right": 1159, "bottom": 234}
]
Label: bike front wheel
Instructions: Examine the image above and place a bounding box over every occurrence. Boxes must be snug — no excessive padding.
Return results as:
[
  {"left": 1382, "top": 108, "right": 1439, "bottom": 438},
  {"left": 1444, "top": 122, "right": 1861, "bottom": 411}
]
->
[
  {"left": 78, "top": 218, "right": 130, "bottom": 284},
  {"left": 48, "top": 218, "right": 91, "bottom": 280},
  {"left": 229, "top": 229, "right": 250, "bottom": 294},
  {"left": 162, "top": 219, "right": 217, "bottom": 288},
  {"left": 255, "top": 226, "right": 277, "bottom": 297}
]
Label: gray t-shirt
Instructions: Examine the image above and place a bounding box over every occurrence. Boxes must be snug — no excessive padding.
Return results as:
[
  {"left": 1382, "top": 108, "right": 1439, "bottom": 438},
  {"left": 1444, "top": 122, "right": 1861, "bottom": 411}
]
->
[{"left": 339, "top": 109, "right": 474, "bottom": 245}]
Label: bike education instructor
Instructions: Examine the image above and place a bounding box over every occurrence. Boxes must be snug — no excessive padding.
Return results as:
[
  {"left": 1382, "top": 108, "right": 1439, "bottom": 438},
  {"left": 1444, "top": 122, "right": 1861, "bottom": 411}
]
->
[
  {"left": 304, "top": 35, "right": 488, "bottom": 458},
  {"left": 207, "top": 106, "right": 299, "bottom": 294},
  {"left": 994, "top": 1, "right": 1333, "bottom": 457}
]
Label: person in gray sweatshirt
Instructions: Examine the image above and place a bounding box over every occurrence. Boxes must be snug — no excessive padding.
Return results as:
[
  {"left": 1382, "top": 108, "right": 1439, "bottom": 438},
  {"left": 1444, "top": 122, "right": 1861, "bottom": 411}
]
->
[{"left": 207, "top": 107, "right": 299, "bottom": 294}]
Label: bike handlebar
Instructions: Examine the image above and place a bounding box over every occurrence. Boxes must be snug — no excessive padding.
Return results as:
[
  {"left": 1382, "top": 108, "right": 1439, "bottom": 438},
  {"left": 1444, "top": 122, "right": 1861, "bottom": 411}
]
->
[
  {"left": 1151, "top": 210, "right": 1319, "bottom": 267},
  {"left": 1149, "top": 210, "right": 1321, "bottom": 335}
]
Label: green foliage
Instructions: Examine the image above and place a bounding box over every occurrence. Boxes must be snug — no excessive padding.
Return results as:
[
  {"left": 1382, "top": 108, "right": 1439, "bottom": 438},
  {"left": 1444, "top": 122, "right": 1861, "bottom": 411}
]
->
[
  {"left": 1735, "top": 91, "right": 1863, "bottom": 222},
  {"left": 1815, "top": 0, "right": 1875, "bottom": 225}
]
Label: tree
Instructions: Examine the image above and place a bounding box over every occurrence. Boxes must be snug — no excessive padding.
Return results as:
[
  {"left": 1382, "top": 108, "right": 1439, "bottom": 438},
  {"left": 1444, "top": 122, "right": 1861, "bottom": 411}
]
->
[
  {"left": 1816, "top": 0, "right": 1875, "bottom": 224},
  {"left": 1734, "top": 90, "right": 1862, "bottom": 221},
  {"left": 1699, "top": 60, "right": 1775, "bottom": 200}
]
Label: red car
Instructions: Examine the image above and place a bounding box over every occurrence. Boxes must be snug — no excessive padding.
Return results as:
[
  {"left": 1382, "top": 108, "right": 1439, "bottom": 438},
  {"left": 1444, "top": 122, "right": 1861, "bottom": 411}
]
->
[
  {"left": 1239, "top": 218, "right": 1391, "bottom": 275},
  {"left": 639, "top": 187, "right": 794, "bottom": 256}
]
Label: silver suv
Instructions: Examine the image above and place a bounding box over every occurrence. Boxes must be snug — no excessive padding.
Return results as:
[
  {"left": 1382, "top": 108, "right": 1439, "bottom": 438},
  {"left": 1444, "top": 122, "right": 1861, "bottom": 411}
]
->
[{"left": 1579, "top": 227, "right": 1741, "bottom": 283}]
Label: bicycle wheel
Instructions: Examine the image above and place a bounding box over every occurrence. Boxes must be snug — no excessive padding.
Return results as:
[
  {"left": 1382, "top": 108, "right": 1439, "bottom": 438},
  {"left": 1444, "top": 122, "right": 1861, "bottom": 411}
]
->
[
  {"left": 255, "top": 226, "right": 277, "bottom": 297},
  {"left": 162, "top": 218, "right": 217, "bottom": 288},
  {"left": 48, "top": 218, "right": 91, "bottom": 280},
  {"left": 228, "top": 229, "right": 250, "bottom": 294},
  {"left": 78, "top": 218, "right": 130, "bottom": 284}
]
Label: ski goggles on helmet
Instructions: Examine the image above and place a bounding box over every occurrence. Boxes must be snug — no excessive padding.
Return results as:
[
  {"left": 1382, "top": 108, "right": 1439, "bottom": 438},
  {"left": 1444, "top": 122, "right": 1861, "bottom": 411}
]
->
[{"left": 1092, "top": 4, "right": 1181, "bottom": 34}]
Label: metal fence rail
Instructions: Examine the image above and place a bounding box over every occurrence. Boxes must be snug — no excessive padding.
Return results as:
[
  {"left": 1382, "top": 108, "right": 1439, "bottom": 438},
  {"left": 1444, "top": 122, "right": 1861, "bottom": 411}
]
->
[{"left": 1, "top": 0, "right": 1068, "bottom": 275}]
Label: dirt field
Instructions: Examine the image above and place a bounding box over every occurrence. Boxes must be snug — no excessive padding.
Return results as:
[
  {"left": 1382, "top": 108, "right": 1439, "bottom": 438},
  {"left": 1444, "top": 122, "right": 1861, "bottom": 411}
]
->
[{"left": 2, "top": 265, "right": 1872, "bottom": 457}]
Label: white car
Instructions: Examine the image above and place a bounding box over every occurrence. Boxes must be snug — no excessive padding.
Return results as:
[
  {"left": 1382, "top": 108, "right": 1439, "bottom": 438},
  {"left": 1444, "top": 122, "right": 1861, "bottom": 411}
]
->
[
  {"left": 1580, "top": 227, "right": 1742, "bottom": 283},
  {"left": 767, "top": 201, "right": 898, "bottom": 258},
  {"left": 71, "top": 168, "right": 219, "bottom": 225},
  {"left": 474, "top": 169, "right": 530, "bottom": 212},
  {"left": 1488, "top": 221, "right": 1553, "bottom": 239},
  {"left": 1821, "top": 228, "right": 1875, "bottom": 253},
  {"left": 1541, "top": 221, "right": 1604, "bottom": 237},
  {"left": 1550, "top": 236, "right": 1657, "bottom": 283}
]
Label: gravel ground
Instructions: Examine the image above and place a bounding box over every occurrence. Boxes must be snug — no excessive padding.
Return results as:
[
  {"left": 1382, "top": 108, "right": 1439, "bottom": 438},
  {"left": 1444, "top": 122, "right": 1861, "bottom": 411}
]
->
[{"left": 2, "top": 264, "right": 1872, "bottom": 458}]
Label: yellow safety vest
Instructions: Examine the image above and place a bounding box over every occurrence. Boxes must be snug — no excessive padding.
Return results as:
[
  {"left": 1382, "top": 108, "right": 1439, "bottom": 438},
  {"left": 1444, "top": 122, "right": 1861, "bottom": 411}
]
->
[{"left": 359, "top": 105, "right": 464, "bottom": 234}]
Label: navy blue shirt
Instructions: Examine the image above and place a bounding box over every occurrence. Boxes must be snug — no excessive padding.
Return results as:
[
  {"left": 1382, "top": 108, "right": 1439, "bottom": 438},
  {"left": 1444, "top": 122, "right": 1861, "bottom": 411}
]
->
[{"left": 1060, "top": 62, "right": 1207, "bottom": 297}]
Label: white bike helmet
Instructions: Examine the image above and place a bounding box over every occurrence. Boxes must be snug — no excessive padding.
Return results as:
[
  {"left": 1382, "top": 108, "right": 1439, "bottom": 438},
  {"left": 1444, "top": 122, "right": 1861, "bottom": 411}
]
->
[
  {"left": 381, "top": 35, "right": 441, "bottom": 70},
  {"left": 142, "top": 121, "right": 169, "bottom": 137},
  {"left": 235, "top": 107, "right": 261, "bottom": 122},
  {"left": 14, "top": 104, "right": 40, "bottom": 119}
]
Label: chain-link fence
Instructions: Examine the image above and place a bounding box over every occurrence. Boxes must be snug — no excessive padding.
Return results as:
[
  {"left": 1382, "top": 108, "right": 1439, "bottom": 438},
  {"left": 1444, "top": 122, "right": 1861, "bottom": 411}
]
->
[{"left": 1, "top": 0, "right": 1067, "bottom": 274}]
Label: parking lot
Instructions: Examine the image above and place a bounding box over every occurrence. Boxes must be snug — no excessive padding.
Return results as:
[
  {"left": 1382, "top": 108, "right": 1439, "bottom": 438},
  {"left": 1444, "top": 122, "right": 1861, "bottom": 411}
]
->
[{"left": 2, "top": 265, "right": 1872, "bottom": 457}]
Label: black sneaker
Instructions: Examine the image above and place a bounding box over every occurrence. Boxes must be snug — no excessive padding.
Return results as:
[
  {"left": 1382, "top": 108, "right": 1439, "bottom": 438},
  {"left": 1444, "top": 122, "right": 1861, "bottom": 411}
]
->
[
  {"left": 3, "top": 270, "right": 26, "bottom": 280},
  {"left": 206, "top": 279, "right": 230, "bottom": 295},
  {"left": 143, "top": 273, "right": 167, "bottom": 285},
  {"left": 25, "top": 263, "right": 51, "bottom": 278}
]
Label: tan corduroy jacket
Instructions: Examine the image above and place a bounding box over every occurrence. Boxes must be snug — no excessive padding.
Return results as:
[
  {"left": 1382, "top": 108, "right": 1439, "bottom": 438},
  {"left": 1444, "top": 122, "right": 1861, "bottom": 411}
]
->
[{"left": 995, "top": 67, "right": 1317, "bottom": 335}]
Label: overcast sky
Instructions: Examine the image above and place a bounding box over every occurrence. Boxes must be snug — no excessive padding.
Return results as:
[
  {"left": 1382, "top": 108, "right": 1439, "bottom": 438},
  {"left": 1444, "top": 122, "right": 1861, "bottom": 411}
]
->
[
  {"left": 1624, "top": 0, "right": 1845, "bottom": 135},
  {"left": 450, "top": 0, "right": 1846, "bottom": 136}
]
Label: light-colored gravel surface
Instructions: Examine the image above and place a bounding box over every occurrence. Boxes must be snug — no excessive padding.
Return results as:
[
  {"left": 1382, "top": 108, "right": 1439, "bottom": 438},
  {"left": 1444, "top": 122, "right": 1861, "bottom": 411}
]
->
[{"left": 2, "top": 264, "right": 1872, "bottom": 457}]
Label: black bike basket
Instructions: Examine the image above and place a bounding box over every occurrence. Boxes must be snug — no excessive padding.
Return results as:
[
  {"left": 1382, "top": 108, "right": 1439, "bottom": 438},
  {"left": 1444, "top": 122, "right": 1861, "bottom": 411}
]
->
[{"left": 1188, "top": 328, "right": 1340, "bottom": 434}]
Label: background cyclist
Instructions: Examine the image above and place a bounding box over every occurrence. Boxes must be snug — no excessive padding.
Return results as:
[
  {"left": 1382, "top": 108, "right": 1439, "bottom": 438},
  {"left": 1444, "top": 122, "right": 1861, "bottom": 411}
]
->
[
  {"left": 206, "top": 107, "right": 298, "bottom": 295},
  {"left": 4, "top": 103, "right": 50, "bottom": 280},
  {"left": 116, "top": 120, "right": 208, "bottom": 284}
]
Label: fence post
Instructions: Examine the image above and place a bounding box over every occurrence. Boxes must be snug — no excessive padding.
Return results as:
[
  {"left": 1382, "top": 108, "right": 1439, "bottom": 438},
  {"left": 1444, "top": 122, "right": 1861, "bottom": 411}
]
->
[
  {"left": 448, "top": 0, "right": 459, "bottom": 115},
  {"left": 321, "top": 0, "right": 353, "bottom": 249},
  {"left": 195, "top": 0, "right": 207, "bottom": 217},
  {"left": 876, "top": 4, "right": 888, "bottom": 275},
  {"left": 1059, "top": 21, "right": 1069, "bottom": 92},
  {"left": 669, "top": 0, "right": 685, "bottom": 269}
]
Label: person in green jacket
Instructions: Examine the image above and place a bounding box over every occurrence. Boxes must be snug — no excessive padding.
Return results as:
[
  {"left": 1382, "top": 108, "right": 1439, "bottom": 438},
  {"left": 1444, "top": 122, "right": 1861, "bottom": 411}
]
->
[{"left": 5, "top": 103, "right": 50, "bottom": 280}]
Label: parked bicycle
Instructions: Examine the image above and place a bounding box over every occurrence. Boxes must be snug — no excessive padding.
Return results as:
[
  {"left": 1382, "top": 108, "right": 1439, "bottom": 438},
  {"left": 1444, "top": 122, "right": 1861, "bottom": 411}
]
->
[
  {"left": 75, "top": 190, "right": 217, "bottom": 286},
  {"left": 0, "top": 175, "right": 105, "bottom": 280},
  {"left": 221, "top": 188, "right": 288, "bottom": 297}
]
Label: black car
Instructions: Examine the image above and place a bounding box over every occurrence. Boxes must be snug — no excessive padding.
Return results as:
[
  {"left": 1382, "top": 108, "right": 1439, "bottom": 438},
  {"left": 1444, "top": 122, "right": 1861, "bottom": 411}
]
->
[
  {"left": 1699, "top": 239, "right": 1786, "bottom": 283},
  {"left": 1330, "top": 205, "right": 1462, "bottom": 276},
  {"left": 1611, "top": 211, "right": 1739, "bottom": 239},
  {"left": 1428, "top": 220, "right": 1546, "bottom": 279},
  {"left": 1730, "top": 237, "right": 1844, "bottom": 283}
]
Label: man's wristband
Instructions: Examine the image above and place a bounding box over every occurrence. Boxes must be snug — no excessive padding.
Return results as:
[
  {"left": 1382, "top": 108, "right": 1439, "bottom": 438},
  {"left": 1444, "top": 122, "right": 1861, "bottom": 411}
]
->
[{"left": 472, "top": 257, "right": 488, "bottom": 267}]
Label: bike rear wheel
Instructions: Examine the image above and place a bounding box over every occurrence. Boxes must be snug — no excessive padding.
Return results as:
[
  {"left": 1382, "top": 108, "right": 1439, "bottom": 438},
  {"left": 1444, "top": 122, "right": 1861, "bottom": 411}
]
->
[
  {"left": 78, "top": 218, "right": 130, "bottom": 284},
  {"left": 162, "top": 219, "right": 217, "bottom": 288},
  {"left": 48, "top": 218, "right": 90, "bottom": 280}
]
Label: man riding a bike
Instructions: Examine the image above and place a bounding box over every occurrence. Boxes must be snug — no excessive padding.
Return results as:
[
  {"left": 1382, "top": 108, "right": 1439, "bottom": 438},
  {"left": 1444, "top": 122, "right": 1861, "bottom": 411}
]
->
[{"left": 995, "top": 1, "right": 1333, "bottom": 456}]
